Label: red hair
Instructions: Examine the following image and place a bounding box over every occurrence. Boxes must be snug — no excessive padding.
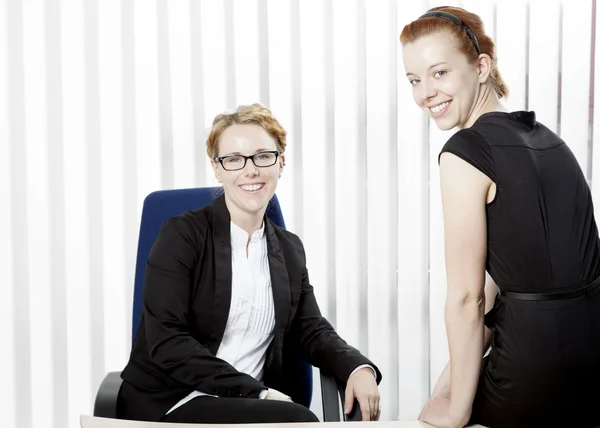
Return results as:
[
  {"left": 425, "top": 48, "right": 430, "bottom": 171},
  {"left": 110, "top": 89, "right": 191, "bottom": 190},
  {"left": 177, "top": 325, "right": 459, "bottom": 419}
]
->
[{"left": 400, "top": 6, "right": 509, "bottom": 99}]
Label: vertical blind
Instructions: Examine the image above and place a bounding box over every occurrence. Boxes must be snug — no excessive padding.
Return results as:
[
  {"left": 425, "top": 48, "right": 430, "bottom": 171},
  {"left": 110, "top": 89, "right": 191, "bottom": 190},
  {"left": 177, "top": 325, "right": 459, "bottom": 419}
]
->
[{"left": 0, "top": 0, "right": 597, "bottom": 427}]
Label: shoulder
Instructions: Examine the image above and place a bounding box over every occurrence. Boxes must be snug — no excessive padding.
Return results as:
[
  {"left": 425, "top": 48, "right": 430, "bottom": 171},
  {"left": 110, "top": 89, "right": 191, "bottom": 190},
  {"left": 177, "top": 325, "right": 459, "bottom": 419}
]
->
[
  {"left": 156, "top": 205, "right": 213, "bottom": 249},
  {"left": 269, "top": 221, "right": 304, "bottom": 251},
  {"left": 267, "top": 221, "right": 307, "bottom": 264},
  {"left": 439, "top": 127, "right": 494, "bottom": 181},
  {"left": 440, "top": 127, "right": 488, "bottom": 157}
]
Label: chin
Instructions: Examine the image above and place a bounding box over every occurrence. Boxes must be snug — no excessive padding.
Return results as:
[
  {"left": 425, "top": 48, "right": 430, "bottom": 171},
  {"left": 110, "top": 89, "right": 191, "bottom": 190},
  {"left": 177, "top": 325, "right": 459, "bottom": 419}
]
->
[
  {"left": 238, "top": 190, "right": 273, "bottom": 212},
  {"left": 433, "top": 116, "right": 458, "bottom": 131},
  {"left": 241, "top": 204, "right": 265, "bottom": 216}
]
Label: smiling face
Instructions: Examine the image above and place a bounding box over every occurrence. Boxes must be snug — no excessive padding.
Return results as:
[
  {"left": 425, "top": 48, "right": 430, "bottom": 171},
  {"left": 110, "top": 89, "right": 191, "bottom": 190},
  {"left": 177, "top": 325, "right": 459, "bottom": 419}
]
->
[
  {"left": 402, "top": 32, "right": 482, "bottom": 130},
  {"left": 212, "top": 124, "right": 284, "bottom": 220}
]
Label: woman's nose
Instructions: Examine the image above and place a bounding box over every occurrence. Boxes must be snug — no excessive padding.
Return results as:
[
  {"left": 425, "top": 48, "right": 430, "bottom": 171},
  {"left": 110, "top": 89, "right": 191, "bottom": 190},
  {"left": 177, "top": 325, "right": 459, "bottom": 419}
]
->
[
  {"left": 422, "top": 81, "right": 437, "bottom": 102},
  {"left": 243, "top": 159, "right": 259, "bottom": 176}
]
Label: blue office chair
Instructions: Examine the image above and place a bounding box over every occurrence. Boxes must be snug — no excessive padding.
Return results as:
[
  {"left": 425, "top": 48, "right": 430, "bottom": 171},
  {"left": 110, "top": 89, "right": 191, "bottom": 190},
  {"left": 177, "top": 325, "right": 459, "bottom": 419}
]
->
[{"left": 93, "top": 187, "right": 358, "bottom": 421}]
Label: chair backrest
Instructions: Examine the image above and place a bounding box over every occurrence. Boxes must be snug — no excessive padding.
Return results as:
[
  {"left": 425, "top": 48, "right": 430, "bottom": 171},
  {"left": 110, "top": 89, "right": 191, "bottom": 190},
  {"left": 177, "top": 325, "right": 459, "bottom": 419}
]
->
[{"left": 131, "top": 187, "right": 312, "bottom": 406}]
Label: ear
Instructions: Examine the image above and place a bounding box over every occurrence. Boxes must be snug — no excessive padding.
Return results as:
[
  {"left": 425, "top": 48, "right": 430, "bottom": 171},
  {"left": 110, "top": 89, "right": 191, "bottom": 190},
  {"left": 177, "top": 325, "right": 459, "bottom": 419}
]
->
[
  {"left": 476, "top": 53, "right": 492, "bottom": 84},
  {"left": 279, "top": 153, "right": 285, "bottom": 173},
  {"left": 211, "top": 159, "right": 221, "bottom": 183}
]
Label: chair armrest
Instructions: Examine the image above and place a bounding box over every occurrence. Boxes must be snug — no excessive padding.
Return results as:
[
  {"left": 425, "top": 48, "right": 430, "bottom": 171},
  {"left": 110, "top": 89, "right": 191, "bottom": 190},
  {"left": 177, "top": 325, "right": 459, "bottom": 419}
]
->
[
  {"left": 319, "top": 370, "right": 361, "bottom": 422},
  {"left": 94, "top": 371, "right": 123, "bottom": 418}
]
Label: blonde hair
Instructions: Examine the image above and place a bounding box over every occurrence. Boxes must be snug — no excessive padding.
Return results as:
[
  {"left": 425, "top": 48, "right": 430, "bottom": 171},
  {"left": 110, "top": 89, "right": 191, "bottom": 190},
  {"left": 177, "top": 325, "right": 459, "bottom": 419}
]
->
[{"left": 206, "top": 103, "right": 287, "bottom": 159}]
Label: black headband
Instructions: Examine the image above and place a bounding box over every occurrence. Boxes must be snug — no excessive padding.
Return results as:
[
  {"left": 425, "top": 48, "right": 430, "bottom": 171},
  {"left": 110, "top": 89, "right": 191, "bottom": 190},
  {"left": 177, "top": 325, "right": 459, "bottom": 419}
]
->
[{"left": 418, "top": 10, "right": 481, "bottom": 55}]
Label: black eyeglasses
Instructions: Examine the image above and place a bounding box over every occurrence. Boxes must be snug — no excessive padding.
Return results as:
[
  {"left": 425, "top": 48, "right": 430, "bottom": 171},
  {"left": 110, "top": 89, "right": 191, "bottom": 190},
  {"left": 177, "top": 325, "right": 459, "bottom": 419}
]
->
[{"left": 215, "top": 150, "right": 280, "bottom": 171}]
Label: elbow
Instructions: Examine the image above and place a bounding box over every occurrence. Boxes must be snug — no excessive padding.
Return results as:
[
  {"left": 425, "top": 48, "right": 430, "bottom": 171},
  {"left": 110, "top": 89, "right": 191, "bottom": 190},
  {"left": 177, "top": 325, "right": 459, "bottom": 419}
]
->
[
  {"left": 148, "top": 341, "right": 171, "bottom": 369},
  {"left": 446, "top": 288, "right": 485, "bottom": 314}
]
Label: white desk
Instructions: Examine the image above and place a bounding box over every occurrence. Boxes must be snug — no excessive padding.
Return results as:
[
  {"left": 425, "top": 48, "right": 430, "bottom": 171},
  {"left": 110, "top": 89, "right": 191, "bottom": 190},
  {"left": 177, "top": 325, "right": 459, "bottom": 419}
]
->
[{"left": 81, "top": 415, "right": 487, "bottom": 428}]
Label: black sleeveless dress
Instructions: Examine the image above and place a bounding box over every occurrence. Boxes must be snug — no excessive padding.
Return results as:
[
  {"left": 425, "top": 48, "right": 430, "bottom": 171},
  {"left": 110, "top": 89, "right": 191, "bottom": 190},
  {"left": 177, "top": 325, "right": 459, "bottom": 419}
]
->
[{"left": 439, "top": 111, "right": 600, "bottom": 428}]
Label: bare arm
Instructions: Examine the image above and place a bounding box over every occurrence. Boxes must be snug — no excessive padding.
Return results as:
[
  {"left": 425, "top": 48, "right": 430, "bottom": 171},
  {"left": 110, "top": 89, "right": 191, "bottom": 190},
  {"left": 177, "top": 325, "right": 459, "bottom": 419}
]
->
[
  {"left": 439, "top": 152, "right": 492, "bottom": 424},
  {"left": 431, "top": 274, "right": 498, "bottom": 398},
  {"left": 483, "top": 274, "right": 498, "bottom": 353}
]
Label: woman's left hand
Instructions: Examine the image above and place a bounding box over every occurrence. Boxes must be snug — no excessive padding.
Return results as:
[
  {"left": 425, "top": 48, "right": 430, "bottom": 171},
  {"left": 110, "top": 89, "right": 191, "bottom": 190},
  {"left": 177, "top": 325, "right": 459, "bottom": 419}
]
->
[{"left": 418, "top": 395, "right": 470, "bottom": 428}]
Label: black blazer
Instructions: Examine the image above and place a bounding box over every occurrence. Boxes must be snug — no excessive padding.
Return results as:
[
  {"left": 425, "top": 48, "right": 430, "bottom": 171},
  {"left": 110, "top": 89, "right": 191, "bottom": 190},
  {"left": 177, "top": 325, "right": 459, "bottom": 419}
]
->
[{"left": 119, "top": 195, "right": 381, "bottom": 421}]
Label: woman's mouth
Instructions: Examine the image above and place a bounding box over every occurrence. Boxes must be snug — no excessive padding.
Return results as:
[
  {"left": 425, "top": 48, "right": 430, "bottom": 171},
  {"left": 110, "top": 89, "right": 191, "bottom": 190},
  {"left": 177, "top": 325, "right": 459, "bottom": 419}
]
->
[
  {"left": 240, "top": 183, "right": 265, "bottom": 193},
  {"left": 429, "top": 101, "right": 451, "bottom": 118}
]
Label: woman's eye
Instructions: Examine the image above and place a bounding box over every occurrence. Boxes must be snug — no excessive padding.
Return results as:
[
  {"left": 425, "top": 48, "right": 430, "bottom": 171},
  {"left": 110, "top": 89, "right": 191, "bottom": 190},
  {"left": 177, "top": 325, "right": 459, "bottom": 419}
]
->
[
  {"left": 409, "top": 79, "right": 420, "bottom": 85},
  {"left": 434, "top": 70, "right": 446, "bottom": 78}
]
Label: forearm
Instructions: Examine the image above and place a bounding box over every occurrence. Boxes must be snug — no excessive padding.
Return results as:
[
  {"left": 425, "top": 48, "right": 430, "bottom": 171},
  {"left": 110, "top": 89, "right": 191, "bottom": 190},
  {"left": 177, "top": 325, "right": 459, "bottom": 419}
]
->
[
  {"left": 151, "top": 335, "right": 265, "bottom": 394},
  {"left": 482, "top": 278, "right": 498, "bottom": 354},
  {"left": 432, "top": 362, "right": 451, "bottom": 397},
  {"left": 145, "top": 308, "right": 265, "bottom": 396},
  {"left": 294, "top": 267, "right": 381, "bottom": 383},
  {"left": 445, "top": 295, "right": 484, "bottom": 417},
  {"left": 483, "top": 326, "right": 493, "bottom": 354},
  {"left": 433, "top": 323, "right": 491, "bottom": 399},
  {"left": 433, "top": 287, "right": 494, "bottom": 399}
]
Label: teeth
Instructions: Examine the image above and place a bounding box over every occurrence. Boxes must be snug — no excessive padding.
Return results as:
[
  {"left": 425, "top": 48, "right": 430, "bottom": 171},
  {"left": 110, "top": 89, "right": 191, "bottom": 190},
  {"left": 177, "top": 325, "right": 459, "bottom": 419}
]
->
[
  {"left": 431, "top": 101, "right": 450, "bottom": 113},
  {"left": 241, "top": 183, "right": 263, "bottom": 192}
]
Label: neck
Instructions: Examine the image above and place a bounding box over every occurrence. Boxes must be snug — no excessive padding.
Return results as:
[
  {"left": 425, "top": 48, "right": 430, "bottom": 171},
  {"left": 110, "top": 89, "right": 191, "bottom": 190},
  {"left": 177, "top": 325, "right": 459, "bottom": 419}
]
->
[
  {"left": 461, "top": 83, "right": 506, "bottom": 129},
  {"left": 224, "top": 195, "right": 266, "bottom": 236}
]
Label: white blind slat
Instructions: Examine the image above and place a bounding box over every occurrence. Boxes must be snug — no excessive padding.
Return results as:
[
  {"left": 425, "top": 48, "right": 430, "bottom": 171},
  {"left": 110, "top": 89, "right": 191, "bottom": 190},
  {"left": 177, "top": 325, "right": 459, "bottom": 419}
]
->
[
  {"left": 365, "top": 0, "right": 398, "bottom": 421},
  {"left": 560, "top": 0, "right": 593, "bottom": 175},
  {"left": 168, "top": 0, "right": 195, "bottom": 189},
  {"left": 397, "top": 0, "right": 431, "bottom": 418},
  {"left": 528, "top": 1, "right": 561, "bottom": 132}
]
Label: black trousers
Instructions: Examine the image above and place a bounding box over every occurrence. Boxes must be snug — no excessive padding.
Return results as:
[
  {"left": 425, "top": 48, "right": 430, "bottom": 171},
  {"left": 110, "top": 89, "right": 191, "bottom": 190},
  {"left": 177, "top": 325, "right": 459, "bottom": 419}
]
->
[{"left": 160, "top": 396, "right": 320, "bottom": 424}]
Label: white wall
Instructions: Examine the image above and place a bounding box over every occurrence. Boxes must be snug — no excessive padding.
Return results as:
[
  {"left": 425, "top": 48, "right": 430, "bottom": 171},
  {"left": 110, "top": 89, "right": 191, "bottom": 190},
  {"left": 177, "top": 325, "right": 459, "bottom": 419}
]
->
[{"left": 1, "top": 0, "right": 599, "bottom": 427}]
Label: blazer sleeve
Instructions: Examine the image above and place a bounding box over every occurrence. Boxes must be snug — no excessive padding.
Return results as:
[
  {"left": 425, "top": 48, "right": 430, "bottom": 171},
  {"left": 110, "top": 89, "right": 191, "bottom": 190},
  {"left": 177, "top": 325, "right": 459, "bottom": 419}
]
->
[
  {"left": 142, "top": 216, "right": 266, "bottom": 398},
  {"left": 288, "top": 238, "right": 382, "bottom": 385}
]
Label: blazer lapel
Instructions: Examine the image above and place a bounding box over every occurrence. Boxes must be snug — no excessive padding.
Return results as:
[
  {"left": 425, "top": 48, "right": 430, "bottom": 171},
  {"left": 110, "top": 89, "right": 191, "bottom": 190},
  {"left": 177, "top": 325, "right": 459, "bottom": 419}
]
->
[
  {"left": 208, "top": 196, "right": 291, "bottom": 358},
  {"left": 265, "top": 220, "right": 291, "bottom": 338},
  {"left": 209, "top": 195, "right": 233, "bottom": 351}
]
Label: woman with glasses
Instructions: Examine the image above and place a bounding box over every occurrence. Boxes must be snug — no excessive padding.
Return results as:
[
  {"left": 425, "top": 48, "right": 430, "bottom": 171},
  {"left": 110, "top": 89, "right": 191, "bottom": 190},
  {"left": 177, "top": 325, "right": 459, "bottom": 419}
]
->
[{"left": 116, "top": 103, "right": 382, "bottom": 423}]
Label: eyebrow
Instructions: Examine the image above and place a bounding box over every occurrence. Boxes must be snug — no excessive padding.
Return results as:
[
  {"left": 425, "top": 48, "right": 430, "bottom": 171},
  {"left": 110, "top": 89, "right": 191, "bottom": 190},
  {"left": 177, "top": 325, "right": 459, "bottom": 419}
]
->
[
  {"left": 222, "top": 148, "right": 273, "bottom": 156},
  {"left": 406, "top": 62, "right": 448, "bottom": 76}
]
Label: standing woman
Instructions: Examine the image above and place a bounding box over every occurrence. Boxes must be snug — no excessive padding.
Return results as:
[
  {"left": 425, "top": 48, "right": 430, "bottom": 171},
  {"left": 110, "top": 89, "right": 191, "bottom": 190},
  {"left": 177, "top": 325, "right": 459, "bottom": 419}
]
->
[{"left": 400, "top": 6, "right": 600, "bottom": 428}]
